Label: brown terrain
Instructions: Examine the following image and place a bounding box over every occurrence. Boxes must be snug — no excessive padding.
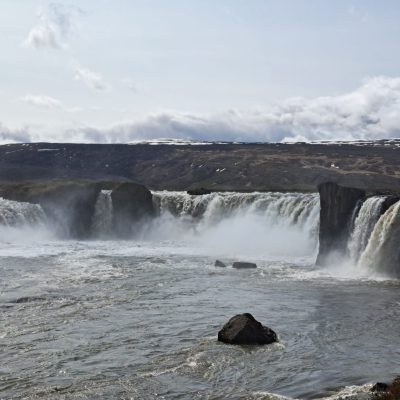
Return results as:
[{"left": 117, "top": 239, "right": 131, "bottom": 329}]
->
[{"left": 0, "top": 141, "right": 399, "bottom": 192}]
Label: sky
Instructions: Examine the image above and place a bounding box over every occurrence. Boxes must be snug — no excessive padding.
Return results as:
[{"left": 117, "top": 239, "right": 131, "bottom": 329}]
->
[{"left": 1, "top": 0, "right": 400, "bottom": 143}]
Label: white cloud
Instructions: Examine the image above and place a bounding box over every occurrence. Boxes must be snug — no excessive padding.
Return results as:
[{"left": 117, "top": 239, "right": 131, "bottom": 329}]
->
[
  {"left": 24, "top": 24, "right": 60, "bottom": 49},
  {"left": 19, "top": 94, "right": 82, "bottom": 113},
  {"left": 74, "top": 67, "right": 110, "bottom": 91},
  {"left": 24, "top": 3, "right": 83, "bottom": 49},
  {"left": 20, "top": 94, "right": 62, "bottom": 108},
  {"left": 3, "top": 76, "right": 400, "bottom": 143}
]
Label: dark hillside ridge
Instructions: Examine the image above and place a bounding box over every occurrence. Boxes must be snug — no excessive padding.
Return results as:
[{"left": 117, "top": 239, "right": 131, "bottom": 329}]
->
[{"left": 1, "top": 142, "right": 399, "bottom": 191}]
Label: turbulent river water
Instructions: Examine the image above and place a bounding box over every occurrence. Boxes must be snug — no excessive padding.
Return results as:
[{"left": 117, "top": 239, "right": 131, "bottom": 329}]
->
[{"left": 1, "top": 191, "right": 399, "bottom": 400}]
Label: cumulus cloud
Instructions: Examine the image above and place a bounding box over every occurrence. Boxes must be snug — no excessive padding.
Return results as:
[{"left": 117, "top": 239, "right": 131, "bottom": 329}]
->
[
  {"left": 3, "top": 76, "right": 400, "bottom": 144},
  {"left": 24, "top": 24, "right": 60, "bottom": 49},
  {"left": 24, "top": 3, "right": 83, "bottom": 49},
  {"left": 74, "top": 67, "right": 110, "bottom": 91}
]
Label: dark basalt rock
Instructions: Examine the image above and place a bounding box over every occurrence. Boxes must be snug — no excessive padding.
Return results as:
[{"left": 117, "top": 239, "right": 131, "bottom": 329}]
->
[
  {"left": 111, "top": 182, "right": 154, "bottom": 237},
  {"left": 0, "top": 181, "right": 100, "bottom": 238},
  {"left": 371, "top": 376, "right": 400, "bottom": 398},
  {"left": 215, "top": 260, "right": 227, "bottom": 268},
  {"left": 218, "top": 313, "right": 277, "bottom": 345},
  {"left": 371, "top": 382, "right": 390, "bottom": 393},
  {"left": 0, "top": 179, "right": 155, "bottom": 239},
  {"left": 232, "top": 261, "right": 257, "bottom": 269},
  {"left": 316, "top": 182, "right": 366, "bottom": 266},
  {"left": 187, "top": 187, "right": 211, "bottom": 195}
]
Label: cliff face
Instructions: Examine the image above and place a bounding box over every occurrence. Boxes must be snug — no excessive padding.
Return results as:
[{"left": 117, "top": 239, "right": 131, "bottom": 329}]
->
[
  {"left": 1, "top": 142, "right": 400, "bottom": 192},
  {"left": 0, "top": 180, "right": 154, "bottom": 238},
  {"left": 111, "top": 182, "right": 155, "bottom": 237},
  {"left": 316, "top": 182, "right": 365, "bottom": 266}
]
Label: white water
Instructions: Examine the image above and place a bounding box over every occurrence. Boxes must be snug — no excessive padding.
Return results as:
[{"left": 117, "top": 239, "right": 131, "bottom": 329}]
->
[
  {"left": 0, "top": 197, "right": 46, "bottom": 227},
  {"left": 91, "top": 190, "right": 113, "bottom": 237},
  {"left": 151, "top": 191, "right": 320, "bottom": 258},
  {"left": 1, "top": 192, "right": 400, "bottom": 399},
  {"left": 347, "top": 196, "right": 386, "bottom": 263},
  {"left": 358, "top": 200, "right": 400, "bottom": 276}
]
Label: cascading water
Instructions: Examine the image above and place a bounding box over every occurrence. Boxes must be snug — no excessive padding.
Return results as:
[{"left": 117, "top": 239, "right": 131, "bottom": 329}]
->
[
  {"left": 347, "top": 196, "right": 387, "bottom": 263},
  {"left": 358, "top": 200, "right": 400, "bottom": 276},
  {"left": 91, "top": 190, "right": 113, "bottom": 237},
  {"left": 0, "top": 197, "right": 46, "bottom": 227},
  {"left": 152, "top": 191, "right": 320, "bottom": 256}
]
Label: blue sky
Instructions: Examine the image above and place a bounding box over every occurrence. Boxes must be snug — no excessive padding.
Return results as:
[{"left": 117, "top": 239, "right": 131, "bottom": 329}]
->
[{"left": 1, "top": 0, "right": 400, "bottom": 143}]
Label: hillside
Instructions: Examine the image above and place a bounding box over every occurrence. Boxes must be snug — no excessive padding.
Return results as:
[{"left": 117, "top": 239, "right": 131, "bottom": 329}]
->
[{"left": 1, "top": 141, "right": 399, "bottom": 192}]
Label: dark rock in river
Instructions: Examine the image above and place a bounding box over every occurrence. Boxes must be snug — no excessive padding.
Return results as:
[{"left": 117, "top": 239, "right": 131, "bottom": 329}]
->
[
  {"left": 316, "top": 182, "right": 365, "bottom": 266},
  {"left": 218, "top": 313, "right": 277, "bottom": 345},
  {"left": 187, "top": 187, "right": 211, "bottom": 195},
  {"left": 232, "top": 261, "right": 257, "bottom": 269},
  {"left": 371, "top": 382, "right": 390, "bottom": 393},
  {"left": 111, "top": 182, "right": 154, "bottom": 237},
  {"left": 215, "top": 260, "right": 227, "bottom": 268},
  {"left": 371, "top": 376, "right": 400, "bottom": 398}
]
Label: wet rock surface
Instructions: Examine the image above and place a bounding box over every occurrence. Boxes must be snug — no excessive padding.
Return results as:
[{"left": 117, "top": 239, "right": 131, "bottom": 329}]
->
[
  {"left": 218, "top": 313, "right": 277, "bottom": 345},
  {"left": 232, "top": 262, "right": 257, "bottom": 269}
]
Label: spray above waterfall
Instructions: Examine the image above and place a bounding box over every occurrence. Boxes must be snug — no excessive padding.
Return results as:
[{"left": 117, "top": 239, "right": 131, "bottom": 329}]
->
[
  {"left": 91, "top": 190, "right": 113, "bottom": 237},
  {"left": 151, "top": 191, "right": 320, "bottom": 257}
]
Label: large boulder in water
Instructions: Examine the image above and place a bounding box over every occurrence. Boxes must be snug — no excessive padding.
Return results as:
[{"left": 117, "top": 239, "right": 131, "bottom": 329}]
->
[
  {"left": 316, "top": 182, "right": 365, "bottom": 266},
  {"left": 111, "top": 182, "right": 154, "bottom": 237},
  {"left": 218, "top": 313, "right": 277, "bottom": 345}
]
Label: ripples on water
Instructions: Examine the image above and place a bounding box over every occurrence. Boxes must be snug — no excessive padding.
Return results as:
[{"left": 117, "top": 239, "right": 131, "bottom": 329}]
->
[{"left": 1, "top": 238, "right": 400, "bottom": 400}]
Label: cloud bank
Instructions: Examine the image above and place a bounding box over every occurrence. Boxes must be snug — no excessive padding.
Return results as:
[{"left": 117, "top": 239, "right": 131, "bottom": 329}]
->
[{"left": 3, "top": 76, "right": 400, "bottom": 144}]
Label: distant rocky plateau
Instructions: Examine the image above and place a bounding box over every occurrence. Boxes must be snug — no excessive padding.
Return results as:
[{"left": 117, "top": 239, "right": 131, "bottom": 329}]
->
[{"left": 1, "top": 141, "right": 399, "bottom": 192}]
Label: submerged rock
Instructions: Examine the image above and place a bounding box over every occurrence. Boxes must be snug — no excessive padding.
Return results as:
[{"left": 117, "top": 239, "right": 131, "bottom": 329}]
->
[
  {"left": 218, "top": 313, "right": 277, "bottom": 345},
  {"left": 232, "top": 261, "right": 257, "bottom": 269},
  {"left": 215, "top": 260, "right": 227, "bottom": 268}
]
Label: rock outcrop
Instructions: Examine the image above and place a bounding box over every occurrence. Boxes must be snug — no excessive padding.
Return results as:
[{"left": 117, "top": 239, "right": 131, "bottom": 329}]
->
[
  {"left": 0, "top": 181, "right": 99, "bottom": 238},
  {"left": 218, "top": 313, "right": 277, "bottom": 345},
  {"left": 111, "top": 182, "right": 154, "bottom": 237},
  {"left": 0, "top": 180, "right": 154, "bottom": 238},
  {"left": 316, "top": 182, "right": 365, "bottom": 266}
]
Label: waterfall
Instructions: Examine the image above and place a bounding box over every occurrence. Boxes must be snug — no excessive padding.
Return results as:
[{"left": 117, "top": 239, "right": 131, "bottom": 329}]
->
[
  {"left": 358, "top": 200, "right": 400, "bottom": 276},
  {"left": 91, "top": 190, "right": 113, "bottom": 237},
  {"left": 152, "top": 191, "right": 320, "bottom": 244},
  {"left": 0, "top": 197, "right": 46, "bottom": 227},
  {"left": 347, "top": 196, "right": 387, "bottom": 262}
]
